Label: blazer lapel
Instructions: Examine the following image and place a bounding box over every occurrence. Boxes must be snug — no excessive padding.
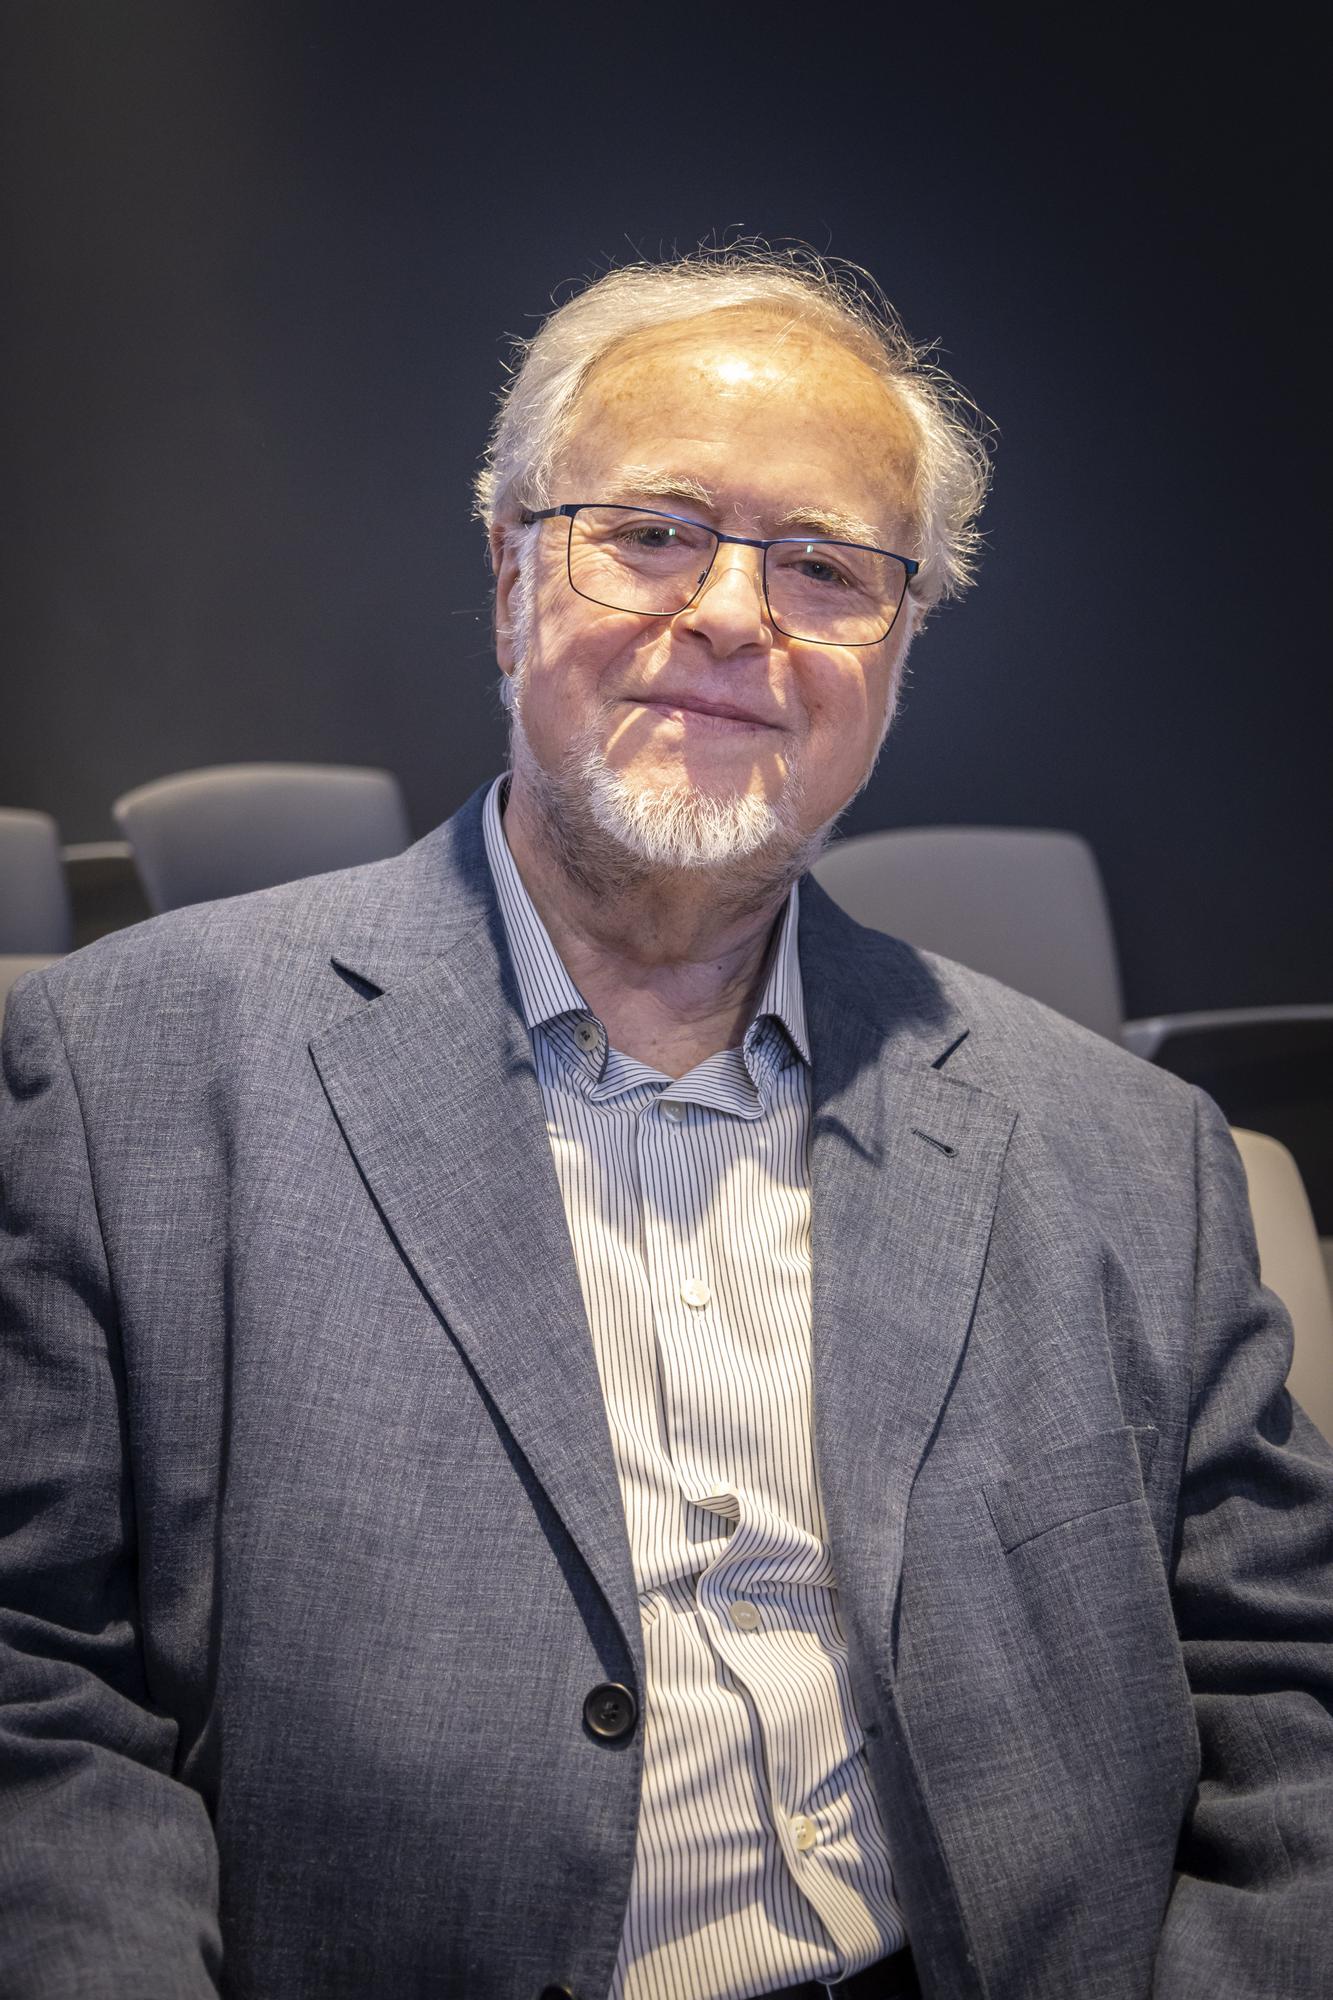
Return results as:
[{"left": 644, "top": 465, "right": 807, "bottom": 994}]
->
[
  {"left": 802, "top": 883, "right": 1017, "bottom": 1674},
  {"left": 308, "top": 832, "right": 642, "bottom": 1678}
]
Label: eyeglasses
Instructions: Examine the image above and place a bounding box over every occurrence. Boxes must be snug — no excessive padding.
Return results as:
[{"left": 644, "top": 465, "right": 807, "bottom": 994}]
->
[{"left": 519, "top": 503, "right": 919, "bottom": 646}]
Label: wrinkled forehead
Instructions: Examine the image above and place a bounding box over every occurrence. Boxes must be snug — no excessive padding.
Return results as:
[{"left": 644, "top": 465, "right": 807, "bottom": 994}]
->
[{"left": 560, "top": 307, "right": 921, "bottom": 523}]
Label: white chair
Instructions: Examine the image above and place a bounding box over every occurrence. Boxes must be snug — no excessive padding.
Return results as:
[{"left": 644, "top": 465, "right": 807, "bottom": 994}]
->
[
  {"left": 0, "top": 809, "right": 74, "bottom": 955},
  {"left": 112, "top": 764, "right": 411, "bottom": 913},
  {"left": 1232, "top": 1128, "right": 1333, "bottom": 1445}
]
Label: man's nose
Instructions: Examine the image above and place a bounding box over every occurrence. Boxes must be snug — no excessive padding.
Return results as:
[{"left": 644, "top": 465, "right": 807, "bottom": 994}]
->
[{"left": 676, "top": 547, "right": 771, "bottom": 650}]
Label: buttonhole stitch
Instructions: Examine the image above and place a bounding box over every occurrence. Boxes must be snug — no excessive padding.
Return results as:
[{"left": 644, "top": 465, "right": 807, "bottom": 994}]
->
[{"left": 911, "top": 1127, "right": 958, "bottom": 1157}]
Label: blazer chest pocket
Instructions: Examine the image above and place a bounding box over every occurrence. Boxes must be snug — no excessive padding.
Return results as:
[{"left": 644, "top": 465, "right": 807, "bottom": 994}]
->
[{"left": 983, "top": 1425, "right": 1157, "bottom": 1553}]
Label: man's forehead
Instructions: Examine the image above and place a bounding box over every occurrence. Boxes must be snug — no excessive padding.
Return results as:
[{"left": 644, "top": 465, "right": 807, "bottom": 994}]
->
[
  {"left": 560, "top": 310, "right": 920, "bottom": 535},
  {"left": 580, "top": 307, "right": 901, "bottom": 413}
]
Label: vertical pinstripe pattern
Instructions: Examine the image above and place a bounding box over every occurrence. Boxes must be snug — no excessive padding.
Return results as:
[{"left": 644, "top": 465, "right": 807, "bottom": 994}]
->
[{"left": 482, "top": 779, "right": 905, "bottom": 1999}]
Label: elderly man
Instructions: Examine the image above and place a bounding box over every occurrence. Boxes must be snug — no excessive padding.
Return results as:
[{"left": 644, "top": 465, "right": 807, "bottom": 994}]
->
[{"left": 1, "top": 251, "right": 1331, "bottom": 2000}]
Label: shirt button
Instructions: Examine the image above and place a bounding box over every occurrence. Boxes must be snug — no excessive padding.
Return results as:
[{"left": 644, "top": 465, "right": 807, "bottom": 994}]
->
[
  {"left": 680, "top": 1278, "right": 712, "bottom": 1309},
  {"left": 729, "top": 1600, "right": 762, "bottom": 1632},
  {"left": 575, "top": 1022, "right": 599, "bottom": 1051},
  {"left": 660, "top": 1099, "right": 686, "bottom": 1123},
  {"left": 791, "top": 1815, "right": 818, "bottom": 1852}
]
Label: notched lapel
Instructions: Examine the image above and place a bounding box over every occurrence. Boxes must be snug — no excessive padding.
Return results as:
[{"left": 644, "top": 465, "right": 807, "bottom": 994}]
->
[{"left": 309, "top": 917, "right": 642, "bottom": 1677}]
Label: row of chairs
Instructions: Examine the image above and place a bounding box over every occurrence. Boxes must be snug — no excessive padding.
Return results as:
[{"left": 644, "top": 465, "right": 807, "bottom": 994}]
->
[
  {"left": 2, "top": 763, "right": 1331, "bottom": 1440},
  {"left": 1, "top": 765, "right": 410, "bottom": 954},
  {"left": 5, "top": 765, "right": 1329, "bottom": 1062}
]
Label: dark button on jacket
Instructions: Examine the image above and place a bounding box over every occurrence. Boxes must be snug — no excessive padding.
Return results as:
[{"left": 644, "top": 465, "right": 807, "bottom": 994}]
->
[{"left": 583, "top": 1682, "right": 637, "bottom": 1740}]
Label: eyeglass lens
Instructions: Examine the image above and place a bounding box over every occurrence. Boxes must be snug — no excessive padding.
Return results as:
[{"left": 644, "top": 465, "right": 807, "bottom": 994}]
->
[{"left": 564, "top": 506, "right": 907, "bottom": 645}]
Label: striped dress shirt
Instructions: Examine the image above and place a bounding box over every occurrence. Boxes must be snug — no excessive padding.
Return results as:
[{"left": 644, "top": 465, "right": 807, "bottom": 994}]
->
[{"left": 482, "top": 778, "right": 905, "bottom": 2000}]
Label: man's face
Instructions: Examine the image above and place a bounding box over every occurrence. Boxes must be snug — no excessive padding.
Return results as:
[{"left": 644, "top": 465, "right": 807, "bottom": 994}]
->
[{"left": 493, "top": 311, "right": 921, "bottom": 861}]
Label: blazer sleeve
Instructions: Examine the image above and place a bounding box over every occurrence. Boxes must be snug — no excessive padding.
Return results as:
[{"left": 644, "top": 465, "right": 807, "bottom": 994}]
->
[
  {"left": 0, "top": 971, "right": 223, "bottom": 1998},
  {"left": 1154, "top": 1088, "right": 1333, "bottom": 1998}
]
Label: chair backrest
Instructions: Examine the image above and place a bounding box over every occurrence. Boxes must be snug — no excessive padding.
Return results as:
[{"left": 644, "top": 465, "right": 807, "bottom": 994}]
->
[
  {"left": 813, "top": 825, "right": 1125, "bottom": 1041},
  {"left": 0, "top": 809, "right": 74, "bottom": 954},
  {"left": 1232, "top": 1126, "right": 1333, "bottom": 1444},
  {"left": 112, "top": 764, "right": 411, "bottom": 913}
]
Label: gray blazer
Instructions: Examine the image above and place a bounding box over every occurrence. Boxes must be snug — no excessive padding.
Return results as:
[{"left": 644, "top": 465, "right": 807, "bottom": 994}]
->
[{"left": 2, "top": 784, "right": 1331, "bottom": 2000}]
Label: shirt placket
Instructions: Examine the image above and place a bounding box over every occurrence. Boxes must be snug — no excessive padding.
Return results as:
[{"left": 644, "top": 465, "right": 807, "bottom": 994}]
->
[{"left": 637, "top": 1086, "right": 867, "bottom": 1963}]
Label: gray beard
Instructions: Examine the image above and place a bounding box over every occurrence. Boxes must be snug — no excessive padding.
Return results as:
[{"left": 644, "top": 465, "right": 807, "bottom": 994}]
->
[{"left": 504, "top": 670, "right": 836, "bottom": 911}]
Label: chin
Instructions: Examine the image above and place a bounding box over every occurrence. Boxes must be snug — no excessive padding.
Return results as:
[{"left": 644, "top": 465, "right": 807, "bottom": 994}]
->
[{"left": 581, "top": 752, "right": 795, "bottom": 871}]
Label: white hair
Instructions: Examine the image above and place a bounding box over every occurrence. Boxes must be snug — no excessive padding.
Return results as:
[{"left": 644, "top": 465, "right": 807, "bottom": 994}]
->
[{"left": 475, "top": 242, "right": 993, "bottom": 610}]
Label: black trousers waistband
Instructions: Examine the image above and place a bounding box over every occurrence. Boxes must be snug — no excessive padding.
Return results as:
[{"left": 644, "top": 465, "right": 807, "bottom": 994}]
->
[{"left": 754, "top": 1942, "right": 920, "bottom": 2000}]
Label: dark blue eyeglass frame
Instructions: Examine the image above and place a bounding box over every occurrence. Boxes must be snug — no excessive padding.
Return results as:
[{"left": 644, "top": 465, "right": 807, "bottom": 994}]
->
[{"left": 518, "top": 502, "right": 920, "bottom": 645}]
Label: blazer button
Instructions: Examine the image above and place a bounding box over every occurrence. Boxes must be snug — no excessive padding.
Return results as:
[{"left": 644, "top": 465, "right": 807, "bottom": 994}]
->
[
  {"left": 538, "top": 1987, "right": 577, "bottom": 1999},
  {"left": 583, "top": 1681, "right": 638, "bottom": 1740}
]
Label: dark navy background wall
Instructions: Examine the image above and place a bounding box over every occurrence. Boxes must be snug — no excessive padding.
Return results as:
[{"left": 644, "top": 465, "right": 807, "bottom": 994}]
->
[{"left": 3, "top": 3, "right": 1328, "bottom": 1014}]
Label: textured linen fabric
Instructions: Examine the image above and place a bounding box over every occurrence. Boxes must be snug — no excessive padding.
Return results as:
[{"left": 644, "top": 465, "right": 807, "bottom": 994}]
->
[
  {"left": 481, "top": 780, "right": 904, "bottom": 1998},
  {"left": 1, "top": 780, "right": 1331, "bottom": 2000}
]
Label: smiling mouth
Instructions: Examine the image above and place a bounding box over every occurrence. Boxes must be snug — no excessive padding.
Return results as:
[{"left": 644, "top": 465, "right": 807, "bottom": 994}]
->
[{"left": 633, "top": 695, "right": 778, "bottom": 730}]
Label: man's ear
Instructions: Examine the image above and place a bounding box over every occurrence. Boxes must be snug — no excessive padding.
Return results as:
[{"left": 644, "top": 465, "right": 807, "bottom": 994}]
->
[{"left": 490, "top": 522, "right": 521, "bottom": 674}]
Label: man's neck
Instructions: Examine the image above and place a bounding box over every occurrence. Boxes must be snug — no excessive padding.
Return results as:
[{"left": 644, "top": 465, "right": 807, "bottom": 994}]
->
[{"left": 501, "top": 776, "right": 790, "bottom": 1080}]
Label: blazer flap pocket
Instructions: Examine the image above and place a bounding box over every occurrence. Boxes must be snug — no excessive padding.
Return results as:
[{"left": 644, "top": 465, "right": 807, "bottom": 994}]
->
[{"left": 984, "top": 1425, "right": 1155, "bottom": 1553}]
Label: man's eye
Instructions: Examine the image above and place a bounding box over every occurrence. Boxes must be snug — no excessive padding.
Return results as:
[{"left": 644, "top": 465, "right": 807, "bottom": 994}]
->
[{"left": 781, "top": 551, "right": 853, "bottom": 587}]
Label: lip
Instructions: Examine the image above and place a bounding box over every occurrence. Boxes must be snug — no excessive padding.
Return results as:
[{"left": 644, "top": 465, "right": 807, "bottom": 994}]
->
[{"left": 632, "top": 694, "right": 780, "bottom": 730}]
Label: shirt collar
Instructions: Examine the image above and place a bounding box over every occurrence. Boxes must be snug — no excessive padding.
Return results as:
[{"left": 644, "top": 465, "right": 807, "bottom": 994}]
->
[
  {"left": 481, "top": 773, "right": 811, "bottom": 1074},
  {"left": 482, "top": 776, "right": 587, "bottom": 1033},
  {"left": 745, "top": 866, "right": 810, "bottom": 1069}
]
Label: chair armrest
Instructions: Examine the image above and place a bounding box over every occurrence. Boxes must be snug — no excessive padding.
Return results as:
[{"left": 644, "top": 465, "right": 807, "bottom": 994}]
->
[{"left": 1121, "top": 1004, "right": 1333, "bottom": 1063}]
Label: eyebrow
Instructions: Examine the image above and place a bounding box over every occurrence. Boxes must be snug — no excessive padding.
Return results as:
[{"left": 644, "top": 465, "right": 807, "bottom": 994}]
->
[{"left": 608, "top": 468, "right": 888, "bottom": 550}]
